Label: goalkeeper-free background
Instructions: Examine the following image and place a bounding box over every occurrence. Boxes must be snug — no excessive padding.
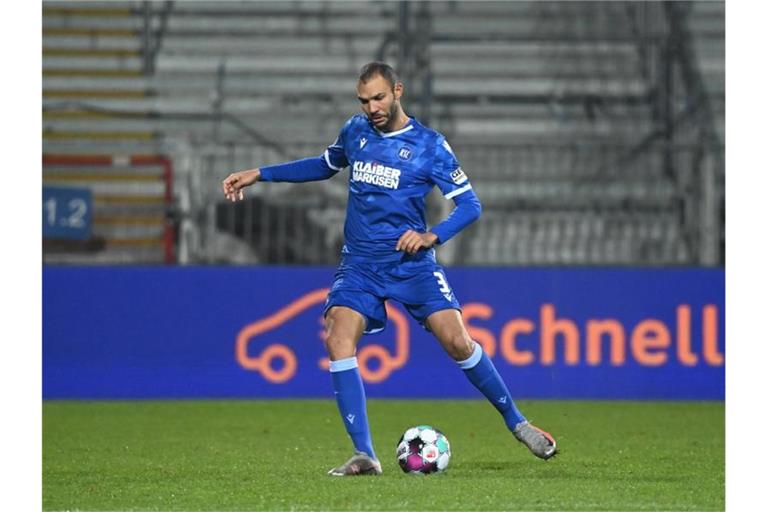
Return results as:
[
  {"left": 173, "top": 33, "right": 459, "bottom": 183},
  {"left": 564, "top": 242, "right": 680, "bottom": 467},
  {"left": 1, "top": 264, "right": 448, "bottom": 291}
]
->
[{"left": 41, "top": 1, "right": 727, "bottom": 510}]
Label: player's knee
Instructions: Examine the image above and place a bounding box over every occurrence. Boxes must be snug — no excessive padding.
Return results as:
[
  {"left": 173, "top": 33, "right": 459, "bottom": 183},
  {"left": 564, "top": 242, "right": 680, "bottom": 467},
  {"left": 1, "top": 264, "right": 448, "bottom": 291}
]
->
[
  {"left": 323, "top": 333, "right": 356, "bottom": 360},
  {"left": 445, "top": 333, "right": 474, "bottom": 361},
  {"left": 323, "top": 308, "right": 362, "bottom": 361},
  {"left": 323, "top": 311, "right": 358, "bottom": 359}
]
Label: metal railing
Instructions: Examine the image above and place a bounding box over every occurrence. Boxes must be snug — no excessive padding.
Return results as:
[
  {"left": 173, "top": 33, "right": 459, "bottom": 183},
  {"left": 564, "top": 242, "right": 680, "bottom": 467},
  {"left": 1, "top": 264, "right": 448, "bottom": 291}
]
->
[{"left": 140, "top": 1, "right": 174, "bottom": 75}]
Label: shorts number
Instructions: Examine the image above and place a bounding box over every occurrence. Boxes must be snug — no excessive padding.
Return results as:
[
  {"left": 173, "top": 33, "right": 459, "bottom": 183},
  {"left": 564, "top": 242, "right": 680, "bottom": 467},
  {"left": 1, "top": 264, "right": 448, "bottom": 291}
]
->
[{"left": 433, "top": 271, "right": 451, "bottom": 294}]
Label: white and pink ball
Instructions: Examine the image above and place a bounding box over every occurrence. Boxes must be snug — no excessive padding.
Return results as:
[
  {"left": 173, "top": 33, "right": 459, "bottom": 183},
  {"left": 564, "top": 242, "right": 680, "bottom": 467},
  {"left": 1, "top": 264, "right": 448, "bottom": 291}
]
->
[{"left": 396, "top": 425, "right": 451, "bottom": 474}]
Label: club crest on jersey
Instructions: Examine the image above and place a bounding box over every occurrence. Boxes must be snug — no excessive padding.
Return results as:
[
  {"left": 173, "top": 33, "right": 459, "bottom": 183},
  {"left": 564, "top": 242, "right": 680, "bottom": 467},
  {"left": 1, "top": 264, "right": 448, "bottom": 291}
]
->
[
  {"left": 397, "top": 146, "right": 412, "bottom": 161},
  {"left": 360, "top": 137, "right": 367, "bottom": 149},
  {"left": 450, "top": 167, "right": 468, "bottom": 185}
]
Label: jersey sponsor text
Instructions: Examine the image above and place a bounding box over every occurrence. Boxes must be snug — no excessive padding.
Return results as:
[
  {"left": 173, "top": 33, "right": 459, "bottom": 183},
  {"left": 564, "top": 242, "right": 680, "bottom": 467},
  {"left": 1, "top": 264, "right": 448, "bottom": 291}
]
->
[{"left": 352, "top": 160, "right": 401, "bottom": 189}]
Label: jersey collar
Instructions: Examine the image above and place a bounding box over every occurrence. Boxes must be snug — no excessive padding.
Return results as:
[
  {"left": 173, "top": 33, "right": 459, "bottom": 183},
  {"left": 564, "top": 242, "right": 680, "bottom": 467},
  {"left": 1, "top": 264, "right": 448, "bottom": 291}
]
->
[{"left": 374, "top": 118, "right": 414, "bottom": 138}]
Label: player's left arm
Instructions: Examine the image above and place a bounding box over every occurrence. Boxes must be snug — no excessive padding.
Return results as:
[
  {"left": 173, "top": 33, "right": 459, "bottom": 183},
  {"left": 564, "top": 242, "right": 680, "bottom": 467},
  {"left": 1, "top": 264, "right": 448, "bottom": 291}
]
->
[
  {"left": 429, "top": 188, "right": 482, "bottom": 244},
  {"left": 395, "top": 191, "right": 481, "bottom": 254},
  {"left": 396, "top": 138, "right": 482, "bottom": 254}
]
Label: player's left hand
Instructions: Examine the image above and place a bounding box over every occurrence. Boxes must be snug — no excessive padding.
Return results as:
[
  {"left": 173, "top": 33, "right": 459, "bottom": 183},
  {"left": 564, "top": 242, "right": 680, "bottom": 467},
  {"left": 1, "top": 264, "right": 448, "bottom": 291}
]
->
[{"left": 396, "top": 230, "right": 438, "bottom": 254}]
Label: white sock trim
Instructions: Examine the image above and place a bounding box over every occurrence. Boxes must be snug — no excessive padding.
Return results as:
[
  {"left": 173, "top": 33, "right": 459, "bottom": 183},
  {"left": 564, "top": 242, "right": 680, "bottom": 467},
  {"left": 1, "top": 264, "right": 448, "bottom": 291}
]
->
[
  {"left": 329, "top": 356, "right": 358, "bottom": 373},
  {"left": 457, "top": 342, "right": 483, "bottom": 369}
]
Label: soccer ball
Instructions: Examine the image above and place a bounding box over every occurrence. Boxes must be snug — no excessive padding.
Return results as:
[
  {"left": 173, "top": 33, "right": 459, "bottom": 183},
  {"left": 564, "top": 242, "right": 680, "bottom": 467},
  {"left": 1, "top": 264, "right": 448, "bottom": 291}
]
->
[{"left": 396, "top": 425, "right": 451, "bottom": 474}]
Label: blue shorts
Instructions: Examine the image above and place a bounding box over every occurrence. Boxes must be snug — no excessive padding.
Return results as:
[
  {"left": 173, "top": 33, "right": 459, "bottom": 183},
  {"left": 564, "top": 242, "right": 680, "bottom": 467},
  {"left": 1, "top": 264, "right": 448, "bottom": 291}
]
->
[{"left": 323, "top": 254, "right": 462, "bottom": 334}]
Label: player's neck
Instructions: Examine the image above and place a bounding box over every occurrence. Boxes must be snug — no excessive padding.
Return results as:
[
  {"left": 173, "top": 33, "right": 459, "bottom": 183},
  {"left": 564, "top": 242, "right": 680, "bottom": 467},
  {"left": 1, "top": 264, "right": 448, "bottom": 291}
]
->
[{"left": 383, "top": 111, "right": 410, "bottom": 133}]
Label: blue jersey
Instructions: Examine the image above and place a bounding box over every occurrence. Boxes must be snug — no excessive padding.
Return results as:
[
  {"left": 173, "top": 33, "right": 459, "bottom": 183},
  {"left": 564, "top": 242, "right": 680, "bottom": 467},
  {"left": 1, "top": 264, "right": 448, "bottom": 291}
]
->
[
  {"left": 324, "top": 114, "right": 478, "bottom": 261},
  {"left": 260, "top": 114, "right": 481, "bottom": 262}
]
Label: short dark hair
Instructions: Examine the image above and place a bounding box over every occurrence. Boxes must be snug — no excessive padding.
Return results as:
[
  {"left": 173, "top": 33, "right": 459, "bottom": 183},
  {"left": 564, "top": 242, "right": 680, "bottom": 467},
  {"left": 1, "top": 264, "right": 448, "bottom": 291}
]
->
[{"left": 358, "top": 61, "right": 400, "bottom": 89}]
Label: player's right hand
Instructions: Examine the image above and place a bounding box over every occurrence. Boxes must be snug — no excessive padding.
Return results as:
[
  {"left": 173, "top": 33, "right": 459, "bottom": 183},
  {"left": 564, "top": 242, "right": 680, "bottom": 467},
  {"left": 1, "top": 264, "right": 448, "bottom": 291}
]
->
[{"left": 222, "top": 169, "right": 261, "bottom": 202}]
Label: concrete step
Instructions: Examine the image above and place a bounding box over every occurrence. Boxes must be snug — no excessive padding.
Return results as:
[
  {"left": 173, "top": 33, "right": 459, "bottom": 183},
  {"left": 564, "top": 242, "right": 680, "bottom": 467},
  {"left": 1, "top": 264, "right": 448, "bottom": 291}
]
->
[
  {"left": 43, "top": 139, "right": 166, "bottom": 155},
  {"left": 42, "top": 33, "right": 639, "bottom": 57},
  {"left": 44, "top": 56, "right": 642, "bottom": 80},
  {"left": 43, "top": 73, "right": 649, "bottom": 97},
  {"left": 42, "top": 176, "right": 166, "bottom": 196},
  {"left": 42, "top": 112, "right": 655, "bottom": 145},
  {"left": 43, "top": 247, "right": 166, "bottom": 264},
  {"left": 43, "top": 35, "right": 142, "bottom": 49},
  {"left": 42, "top": 13, "right": 391, "bottom": 35},
  {"left": 91, "top": 222, "right": 166, "bottom": 238},
  {"left": 466, "top": 210, "right": 689, "bottom": 265},
  {"left": 43, "top": 96, "right": 653, "bottom": 121},
  {"left": 474, "top": 179, "right": 677, "bottom": 206},
  {"left": 454, "top": 117, "right": 655, "bottom": 137},
  {"left": 43, "top": 56, "right": 144, "bottom": 69}
]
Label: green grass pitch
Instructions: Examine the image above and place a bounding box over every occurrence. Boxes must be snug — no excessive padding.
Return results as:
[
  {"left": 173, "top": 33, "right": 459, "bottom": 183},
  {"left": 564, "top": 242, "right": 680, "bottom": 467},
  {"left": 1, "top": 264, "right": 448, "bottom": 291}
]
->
[{"left": 43, "top": 400, "right": 724, "bottom": 511}]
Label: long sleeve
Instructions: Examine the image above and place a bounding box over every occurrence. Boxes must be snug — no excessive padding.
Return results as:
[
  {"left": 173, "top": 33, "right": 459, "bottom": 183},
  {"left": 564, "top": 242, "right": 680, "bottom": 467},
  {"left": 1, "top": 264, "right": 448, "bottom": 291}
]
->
[
  {"left": 431, "top": 188, "right": 482, "bottom": 244},
  {"left": 259, "top": 155, "right": 341, "bottom": 183},
  {"left": 428, "top": 136, "right": 481, "bottom": 244},
  {"left": 260, "top": 118, "right": 350, "bottom": 183}
]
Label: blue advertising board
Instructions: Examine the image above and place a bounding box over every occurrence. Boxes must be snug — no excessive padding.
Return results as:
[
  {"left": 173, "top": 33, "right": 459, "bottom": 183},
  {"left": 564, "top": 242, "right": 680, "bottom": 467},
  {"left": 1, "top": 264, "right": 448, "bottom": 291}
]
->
[
  {"left": 43, "top": 266, "right": 724, "bottom": 400},
  {"left": 42, "top": 186, "right": 92, "bottom": 240}
]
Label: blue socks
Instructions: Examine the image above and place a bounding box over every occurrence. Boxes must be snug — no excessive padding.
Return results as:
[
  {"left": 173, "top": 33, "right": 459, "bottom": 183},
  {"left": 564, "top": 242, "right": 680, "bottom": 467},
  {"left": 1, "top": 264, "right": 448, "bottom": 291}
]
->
[
  {"left": 329, "top": 345, "right": 523, "bottom": 459},
  {"left": 329, "top": 357, "right": 377, "bottom": 460},
  {"left": 458, "top": 342, "right": 527, "bottom": 430}
]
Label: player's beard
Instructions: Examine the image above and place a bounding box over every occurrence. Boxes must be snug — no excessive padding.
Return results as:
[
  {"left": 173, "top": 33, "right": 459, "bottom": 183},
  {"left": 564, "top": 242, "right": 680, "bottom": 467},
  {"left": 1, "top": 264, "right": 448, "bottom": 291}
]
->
[{"left": 377, "top": 101, "right": 400, "bottom": 132}]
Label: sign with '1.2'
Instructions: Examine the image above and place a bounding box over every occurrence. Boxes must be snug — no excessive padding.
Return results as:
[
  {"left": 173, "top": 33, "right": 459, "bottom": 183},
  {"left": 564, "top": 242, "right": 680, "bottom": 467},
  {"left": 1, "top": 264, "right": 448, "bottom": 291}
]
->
[{"left": 43, "top": 186, "right": 92, "bottom": 240}]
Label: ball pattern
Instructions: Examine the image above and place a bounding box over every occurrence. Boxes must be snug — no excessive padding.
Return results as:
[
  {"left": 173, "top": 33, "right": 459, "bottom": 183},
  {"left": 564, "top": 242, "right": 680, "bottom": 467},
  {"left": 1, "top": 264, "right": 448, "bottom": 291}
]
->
[{"left": 396, "top": 425, "right": 451, "bottom": 474}]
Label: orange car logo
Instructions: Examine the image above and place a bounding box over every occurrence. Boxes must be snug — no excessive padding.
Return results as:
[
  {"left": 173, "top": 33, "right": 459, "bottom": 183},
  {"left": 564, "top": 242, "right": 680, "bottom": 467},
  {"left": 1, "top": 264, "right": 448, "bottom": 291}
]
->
[{"left": 235, "top": 288, "right": 410, "bottom": 384}]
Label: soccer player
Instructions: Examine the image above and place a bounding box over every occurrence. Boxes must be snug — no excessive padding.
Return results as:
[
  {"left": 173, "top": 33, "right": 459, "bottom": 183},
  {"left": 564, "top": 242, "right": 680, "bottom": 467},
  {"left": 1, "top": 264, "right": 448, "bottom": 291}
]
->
[{"left": 222, "top": 62, "right": 557, "bottom": 476}]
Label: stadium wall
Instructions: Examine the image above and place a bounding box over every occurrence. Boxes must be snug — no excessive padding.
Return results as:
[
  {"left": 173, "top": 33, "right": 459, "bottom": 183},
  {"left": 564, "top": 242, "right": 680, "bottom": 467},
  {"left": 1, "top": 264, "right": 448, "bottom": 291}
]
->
[{"left": 43, "top": 267, "right": 724, "bottom": 400}]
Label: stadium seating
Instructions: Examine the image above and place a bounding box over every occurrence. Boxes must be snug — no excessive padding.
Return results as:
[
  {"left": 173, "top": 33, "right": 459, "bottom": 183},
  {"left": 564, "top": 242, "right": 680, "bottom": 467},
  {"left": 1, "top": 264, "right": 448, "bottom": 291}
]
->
[
  {"left": 42, "top": 1, "right": 724, "bottom": 266},
  {"left": 685, "top": 1, "right": 724, "bottom": 141},
  {"left": 42, "top": 154, "right": 173, "bottom": 263}
]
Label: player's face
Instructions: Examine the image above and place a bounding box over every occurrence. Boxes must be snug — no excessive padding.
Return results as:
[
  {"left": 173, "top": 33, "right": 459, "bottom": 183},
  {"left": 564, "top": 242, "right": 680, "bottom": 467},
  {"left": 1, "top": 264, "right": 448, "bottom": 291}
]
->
[{"left": 356, "top": 75, "right": 402, "bottom": 131}]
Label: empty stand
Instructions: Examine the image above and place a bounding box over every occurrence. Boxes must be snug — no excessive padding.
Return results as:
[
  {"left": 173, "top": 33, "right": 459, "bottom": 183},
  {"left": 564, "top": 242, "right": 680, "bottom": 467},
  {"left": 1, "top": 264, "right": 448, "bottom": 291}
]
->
[
  {"left": 43, "top": 154, "right": 174, "bottom": 264},
  {"left": 42, "top": 1, "right": 725, "bottom": 266}
]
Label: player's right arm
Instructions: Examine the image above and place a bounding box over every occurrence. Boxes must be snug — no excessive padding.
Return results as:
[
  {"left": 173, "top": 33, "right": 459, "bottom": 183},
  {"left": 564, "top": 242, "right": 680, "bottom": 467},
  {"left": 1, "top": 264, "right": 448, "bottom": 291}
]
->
[
  {"left": 221, "top": 153, "right": 343, "bottom": 202},
  {"left": 221, "top": 120, "right": 351, "bottom": 202}
]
